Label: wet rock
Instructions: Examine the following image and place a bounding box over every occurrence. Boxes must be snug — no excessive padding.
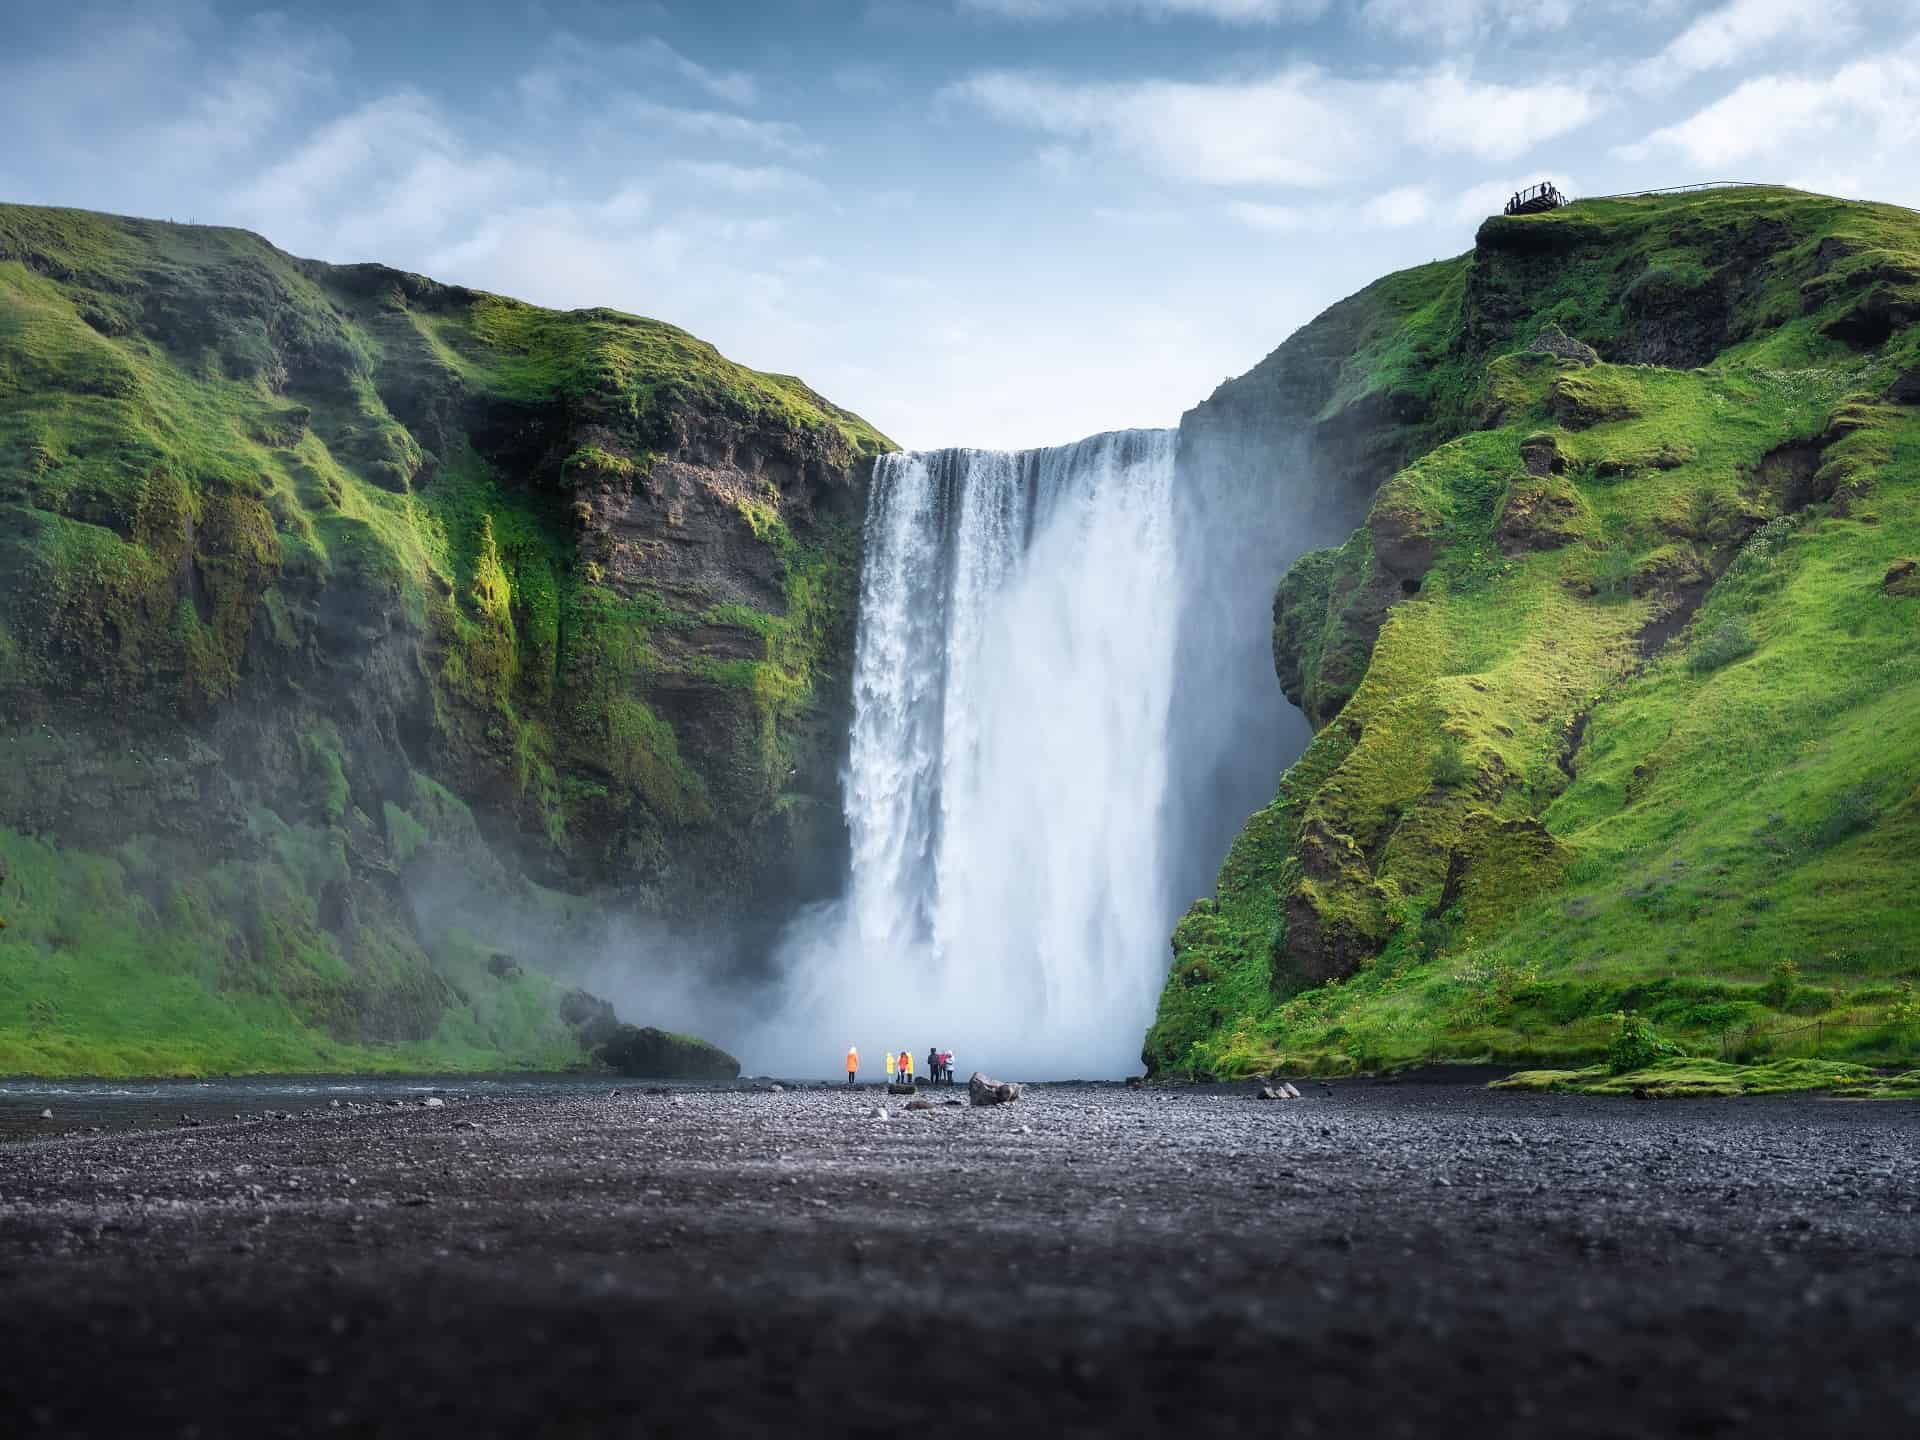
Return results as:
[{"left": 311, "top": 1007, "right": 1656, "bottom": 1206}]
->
[
  {"left": 969, "top": 1073, "right": 1023, "bottom": 1107},
  {"left": 421, "top": 1097, "right": 445, "bottom": 1109},
  {"left": 905, "top": 1100, "right": 934, "bottom": 1112},
  {"left": 39, "top": 1108, "right": 52, "bottom": 1121}
]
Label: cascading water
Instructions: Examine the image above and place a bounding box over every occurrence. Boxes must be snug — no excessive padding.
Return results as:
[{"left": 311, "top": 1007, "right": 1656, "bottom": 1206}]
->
[{"left": 752, "top": 430, "right": 1187, "bottom": 1078}]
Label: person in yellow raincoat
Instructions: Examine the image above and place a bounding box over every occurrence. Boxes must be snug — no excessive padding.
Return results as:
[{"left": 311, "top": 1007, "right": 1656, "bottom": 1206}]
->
[{"left": 884, "top": 1051, "right": 896, "bottom": 1084}]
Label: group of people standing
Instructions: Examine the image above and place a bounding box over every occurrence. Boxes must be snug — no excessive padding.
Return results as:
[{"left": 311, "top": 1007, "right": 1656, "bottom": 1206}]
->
[{"left": 843, "top": 1046, "right": 956, "bottom": 1087}]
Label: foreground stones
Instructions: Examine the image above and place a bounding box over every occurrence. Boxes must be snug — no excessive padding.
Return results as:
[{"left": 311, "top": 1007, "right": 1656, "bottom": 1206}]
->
[
  {"left": 2, "top": 1082, "right": 1918, "bottom": 1435},
  {"left": 969, "top": 1072, "right": 1022, "bottom": 1106}
]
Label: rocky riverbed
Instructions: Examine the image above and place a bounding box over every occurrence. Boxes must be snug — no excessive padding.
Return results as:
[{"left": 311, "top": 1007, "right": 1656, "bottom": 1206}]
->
[{"left": 2, "top": 1079, "right": 1917, "bottom": 1436}]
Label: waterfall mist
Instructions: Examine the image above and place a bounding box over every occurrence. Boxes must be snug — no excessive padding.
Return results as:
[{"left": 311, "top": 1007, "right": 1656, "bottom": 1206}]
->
[{"left": 742, "top": 425, "right": 1302, "bottom": 1079}]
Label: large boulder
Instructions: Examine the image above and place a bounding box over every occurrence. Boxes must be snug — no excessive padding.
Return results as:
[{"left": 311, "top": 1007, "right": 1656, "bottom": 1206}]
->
[
  {"left": 596, "top": 1025, "right": 740, "bottom": 1081},
  {"left": 968, "top": 1072, "right": 1022, "bottom": 1107}
]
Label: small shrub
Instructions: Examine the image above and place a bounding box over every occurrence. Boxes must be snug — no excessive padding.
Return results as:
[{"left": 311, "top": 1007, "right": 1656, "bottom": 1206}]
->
[
  {"left": 1807, "top": 784, "right": 1876, "bottom": 849},
  {"left": 1606, "top": 1010, "right": 1682, "bottom": 1074},
  {"left": 1890, "top": 982, "right": 1920, "bottom": 1028},
  {"left": 1593, "top": 543, "right": 1634, "bottom": 601},
  {"left": 1761, "top": 958, "right": 1801, "bottom": 1008},
  {"left": 1433, "top": 733, "right": 1475, "bottom": 788},
  {"left": 1688, "top": 617, "right": 1757, "bottom": 674}
]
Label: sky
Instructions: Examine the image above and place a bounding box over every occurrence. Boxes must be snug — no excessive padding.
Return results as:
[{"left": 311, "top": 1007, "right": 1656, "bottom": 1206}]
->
[{"left": 3, "top": 0, "right": 1918, "bottom": 450}]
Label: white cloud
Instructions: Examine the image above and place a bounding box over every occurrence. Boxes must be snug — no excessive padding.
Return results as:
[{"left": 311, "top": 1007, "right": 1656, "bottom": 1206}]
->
[
  {"left": 951, "top": 64, "right": 1599, "bottom": 185},
  {"left": 0, "top": 6, "right": 341, "bottom": 212},
  {"left": 1226, "top": 199, "right": 1311, "bottom": 232},
  {"left": 1627, "top": 48, "right": 1920, "bottom": 168},
  {"left": 611, "top": 99, "right": 822, "bottom": 159},
  {"left": 524, "top": 31, "right": 757, "bottom": 109},
  {"left": 1631, "top": 0, "right": 1858, "bottom": 93},
  {"left": 961, "top": 0, "right": 1328, "bottom": 20},
  {"left": 1359, "top": 0, "right": 1576, "bottom": 43},
  {"left": 1226, "top": 184, "right": 1430, "bottom": 234},
  {"left": 673, "top": 161, "right": 826, "bottom": 195},
  {"left": 229, "top": 93, "right": 530, "bottom": 260},
  {"left": 1361, "top": 184, "right": 1431, "bottom": 226}
]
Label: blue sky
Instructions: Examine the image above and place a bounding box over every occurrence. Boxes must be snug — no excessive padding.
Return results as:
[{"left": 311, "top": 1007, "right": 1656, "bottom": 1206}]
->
[{"left": 4, "top": 0, "right": 1917, "bottom": 448}]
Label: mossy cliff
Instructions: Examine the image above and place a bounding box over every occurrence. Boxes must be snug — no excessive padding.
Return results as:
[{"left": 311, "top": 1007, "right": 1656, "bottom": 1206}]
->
[
  {"left": 0, "top": 204, "right": 890, "bottom": 1076},
  {"left": 1149, "top": 187, "right": 1920, "bottom": 1078}
]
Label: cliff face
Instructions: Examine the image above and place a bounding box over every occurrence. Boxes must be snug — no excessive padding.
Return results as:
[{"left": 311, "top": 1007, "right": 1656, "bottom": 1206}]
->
[
  {"left": 1148, "top": 187, "right": 1920, "bottom": 1078},
  {"left": 0, "top": 204, "right": 890, "bottom": 1075}
]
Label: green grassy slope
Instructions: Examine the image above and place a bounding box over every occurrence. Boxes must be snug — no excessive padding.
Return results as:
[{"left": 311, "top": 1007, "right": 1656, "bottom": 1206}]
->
[
  {"left": 0, "top": 204, "right": 890, "bottom": 1076},
  {"left": 1148, "top": 187, "right": 1920, "bottom": 1079}
]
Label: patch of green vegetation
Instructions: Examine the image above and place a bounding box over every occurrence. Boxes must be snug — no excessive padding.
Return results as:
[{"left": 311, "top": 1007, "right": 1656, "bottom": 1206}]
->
[
  {"left": 1149, "top": 187, "right": 1920, "bottom": 1080},
  {"left": 0, "top": 825, "right": 586, "bottom": 1078},
  {"left": 0, "top": 201, "right": 893, "bottom": 1073},
  {"left": 1494, "top": 1057, "right": 1874, "bottom": 1097}
]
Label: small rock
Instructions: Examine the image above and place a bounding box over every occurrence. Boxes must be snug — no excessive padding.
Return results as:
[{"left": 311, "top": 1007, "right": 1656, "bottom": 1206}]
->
[
  {"left": 1258, "top": 1087, "right": 1281, "bottom": 1101},
  {"left": 769, "top": 1084, "right": 785, "bottom": 1093},
  {"left": 1283, "top": 1083, "right": 1301, "bottom": 1099},
  {"left": 38, "top": 1108, "right": 53, "bottom": 1121},
  {"left": 328, "top": 1100, "right": 341, "bottom": 1109},
  {"left": 905, "top": 1099, "right": 934, "bottom": 1112},
  {"left": 869, "top": 1107, "right": 889, "bottom": 1121},
  {"left": 421, "top": 1097, "right": 445, "bottom": 1109},
  {"left": 1432, "top": 1176, "right": 1452, "bottom": 1188},
  {"left": 968, "top": 1071, "right": 1022, "bottom": 1107}
]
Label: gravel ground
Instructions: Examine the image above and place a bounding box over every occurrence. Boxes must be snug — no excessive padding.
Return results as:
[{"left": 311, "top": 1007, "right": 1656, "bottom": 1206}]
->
[{"left": 1, "top": 1079, "right": 1917, "bottom": 1438}]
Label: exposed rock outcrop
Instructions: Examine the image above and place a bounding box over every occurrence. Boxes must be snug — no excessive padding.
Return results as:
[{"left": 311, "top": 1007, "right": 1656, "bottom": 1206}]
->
[{"left": 597, "top": 1026, "right": 741, "bottom": 1081}]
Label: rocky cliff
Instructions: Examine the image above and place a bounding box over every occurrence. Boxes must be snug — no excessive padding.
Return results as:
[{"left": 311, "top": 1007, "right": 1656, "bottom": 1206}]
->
[
  {"left": 1148, "top": 186, "right": 1920, "bottom": 1077},
  {"left": 0, "top": 204, "right": 890, "bottom": 1075}
]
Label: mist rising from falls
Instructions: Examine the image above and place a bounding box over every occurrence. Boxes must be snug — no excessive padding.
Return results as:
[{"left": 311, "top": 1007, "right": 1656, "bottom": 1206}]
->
[{"left": 746, "top": 425, "right": 1304, "bottom": 1079}]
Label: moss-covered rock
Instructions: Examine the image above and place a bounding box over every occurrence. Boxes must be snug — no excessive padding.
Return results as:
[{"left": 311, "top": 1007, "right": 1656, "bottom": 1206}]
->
[
  {"left": 0, "top": 203, "right": 892, "bottom": 1076},
  {"left": 597, "top": 1024, "right": 740, "bottom": 1081},
  {"left": 1151, "top": 186, "right": 1920, "bottom": 1080}
]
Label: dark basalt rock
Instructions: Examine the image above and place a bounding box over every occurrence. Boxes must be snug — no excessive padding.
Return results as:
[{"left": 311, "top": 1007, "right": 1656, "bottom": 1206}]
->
[
  {"left": 968, "top": 1072, "right": 1022, "bottom": 1107},
  {"left": 596, "top": 1025, "right": 740, "bottom": 1082}
]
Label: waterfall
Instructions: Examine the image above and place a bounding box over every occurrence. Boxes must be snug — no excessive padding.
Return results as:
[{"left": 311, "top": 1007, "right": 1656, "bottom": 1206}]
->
[{"left": 753, "top": 430, "right": 1188, "bottom": 1078}]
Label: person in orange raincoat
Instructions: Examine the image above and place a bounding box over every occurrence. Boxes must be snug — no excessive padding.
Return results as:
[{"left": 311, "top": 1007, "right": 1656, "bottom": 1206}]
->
[
  {"left": 846, "top": 1045, "right": 859, "bottom": 1086},
  {"left": 899, "top": 1047, "right": 914, "bottom": 1086}
]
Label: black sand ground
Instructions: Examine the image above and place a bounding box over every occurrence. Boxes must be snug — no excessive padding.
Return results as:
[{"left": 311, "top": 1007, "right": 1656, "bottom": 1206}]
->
[{"left": 2, "top": 1079, "right": 1916, "bottom": 1438}]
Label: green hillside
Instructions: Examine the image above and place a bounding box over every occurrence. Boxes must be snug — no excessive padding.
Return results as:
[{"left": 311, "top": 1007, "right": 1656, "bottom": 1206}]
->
[
  {"left": 0, "top": 205, "right": 889, "bottom": 1077},
  {"left": 1148, "top": 187, "right": 1920, "bottom": 1079}
]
